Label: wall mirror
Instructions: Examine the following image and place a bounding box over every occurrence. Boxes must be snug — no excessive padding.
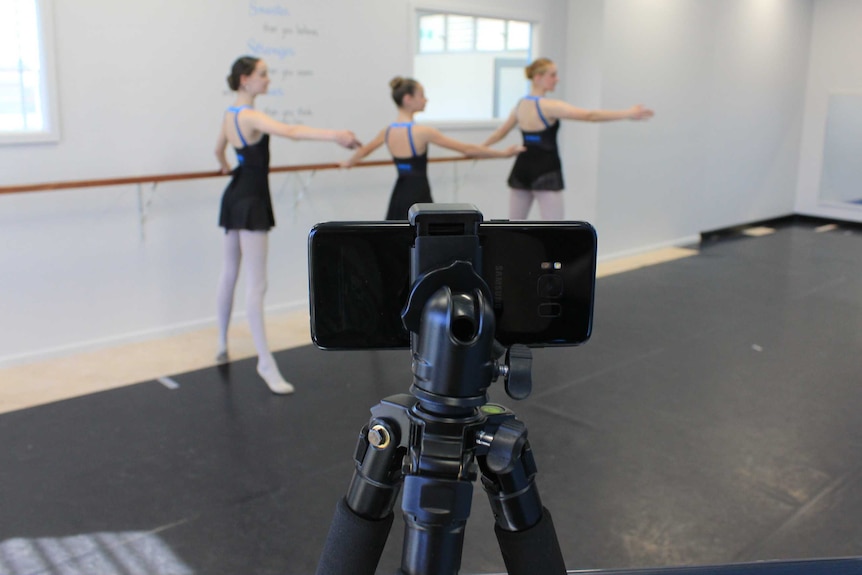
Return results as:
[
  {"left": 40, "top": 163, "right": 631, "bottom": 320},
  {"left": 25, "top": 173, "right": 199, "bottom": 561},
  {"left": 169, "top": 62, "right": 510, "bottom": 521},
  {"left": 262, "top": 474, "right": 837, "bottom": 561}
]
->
[{"left": 819, "top": 93, "right": 862, "bottom": 209}]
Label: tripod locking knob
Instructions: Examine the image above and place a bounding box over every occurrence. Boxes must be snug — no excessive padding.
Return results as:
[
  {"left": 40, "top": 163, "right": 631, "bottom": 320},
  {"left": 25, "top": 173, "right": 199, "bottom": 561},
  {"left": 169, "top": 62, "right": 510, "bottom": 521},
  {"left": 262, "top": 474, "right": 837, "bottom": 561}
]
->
[
  {"left": 503, "top": 344, "right": 532, "bottom": 400},
  {"left": 483, "top": 419, "right": 527, "bottom": 474}
]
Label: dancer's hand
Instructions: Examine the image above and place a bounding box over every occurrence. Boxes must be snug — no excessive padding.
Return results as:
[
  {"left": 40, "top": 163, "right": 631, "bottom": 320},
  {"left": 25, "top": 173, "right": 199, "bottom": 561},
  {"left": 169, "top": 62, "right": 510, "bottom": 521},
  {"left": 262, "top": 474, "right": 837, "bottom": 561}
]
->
[
  {"left": 505, "top": 144, "right": 526, "bottom": 156},
  {"left": 336, "top": 130, "right": 362, "bottom": 149},
  {"left": 629, "top": 105, "right": 654, "bottom": 120}
]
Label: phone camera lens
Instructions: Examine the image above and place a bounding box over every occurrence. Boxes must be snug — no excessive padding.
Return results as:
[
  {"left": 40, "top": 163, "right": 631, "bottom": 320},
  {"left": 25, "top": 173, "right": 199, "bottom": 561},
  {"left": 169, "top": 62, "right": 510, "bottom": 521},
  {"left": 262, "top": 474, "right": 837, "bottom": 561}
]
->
[{"left": 537, "top": 274, "right": 563, "bottom": 298}]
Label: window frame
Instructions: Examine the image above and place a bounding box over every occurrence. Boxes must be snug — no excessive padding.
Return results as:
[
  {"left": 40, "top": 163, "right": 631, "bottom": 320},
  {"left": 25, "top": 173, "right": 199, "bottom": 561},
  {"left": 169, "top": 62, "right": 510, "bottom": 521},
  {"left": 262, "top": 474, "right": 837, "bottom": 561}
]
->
[
  {"left": 0, "top": 0, "right": 61, "bottom": 146},
  {"left": 409, "top": 1, "right": 537, "bottom": 130},
  {"left": 417, "top": 12, "right": 530, "bottom": 56}
]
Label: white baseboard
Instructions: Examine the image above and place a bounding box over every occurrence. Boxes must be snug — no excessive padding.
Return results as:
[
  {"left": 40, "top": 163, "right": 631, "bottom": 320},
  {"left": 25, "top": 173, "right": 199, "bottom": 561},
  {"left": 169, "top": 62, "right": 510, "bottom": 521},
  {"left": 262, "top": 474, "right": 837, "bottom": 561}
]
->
[{"left": 3, "top": 235, "right": 706, "bottom": 370}]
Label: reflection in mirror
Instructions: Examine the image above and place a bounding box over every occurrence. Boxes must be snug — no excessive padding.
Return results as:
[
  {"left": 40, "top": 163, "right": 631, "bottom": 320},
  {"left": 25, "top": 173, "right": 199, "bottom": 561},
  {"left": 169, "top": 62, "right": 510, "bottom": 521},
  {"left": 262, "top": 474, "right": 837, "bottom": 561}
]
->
[{"left": 819, "top": 93, "right": 862, "bottom": 208}]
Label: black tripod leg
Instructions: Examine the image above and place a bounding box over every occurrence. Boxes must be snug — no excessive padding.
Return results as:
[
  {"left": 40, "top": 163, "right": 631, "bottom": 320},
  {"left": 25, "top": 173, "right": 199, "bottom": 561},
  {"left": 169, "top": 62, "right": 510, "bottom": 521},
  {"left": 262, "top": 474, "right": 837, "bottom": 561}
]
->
[
  {"left": 316, "top": 497, "right": 394, "bottom": 575},
  {"left": 493, "top": 506, "right": 566, "bottom": 575},
  {"left": 399, "top": 475, "right": 475, "bottom": 575},
  {"left": 316, "top": 417, "right": 405, "bottom": 575},
  {"left": 478, "top": 419, "right": 567, "bottom": 575}
]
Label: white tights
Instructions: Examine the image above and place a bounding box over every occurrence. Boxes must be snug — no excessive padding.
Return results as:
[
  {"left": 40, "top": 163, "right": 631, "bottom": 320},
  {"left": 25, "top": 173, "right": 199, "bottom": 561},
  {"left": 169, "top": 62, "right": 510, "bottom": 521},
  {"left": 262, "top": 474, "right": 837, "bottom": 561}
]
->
[
  {"left": 509, "top": 188, "right": 564, "bottom": 220},
  {"left": 216, "top": 230, "right": 293, "bottom": 394}
]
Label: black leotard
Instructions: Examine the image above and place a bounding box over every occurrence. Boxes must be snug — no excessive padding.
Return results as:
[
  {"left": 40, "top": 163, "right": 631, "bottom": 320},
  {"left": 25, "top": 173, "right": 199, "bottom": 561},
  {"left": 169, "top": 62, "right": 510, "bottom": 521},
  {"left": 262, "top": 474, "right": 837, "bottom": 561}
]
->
[
  {"left": 385, "top": 122, "right": 432, "bottom": 221},
  {"left": 219, "top": 106, "right": 276, "bottom": 231},
  {"left": 507, "top": 96, "right": 564, "bottom": 191}
]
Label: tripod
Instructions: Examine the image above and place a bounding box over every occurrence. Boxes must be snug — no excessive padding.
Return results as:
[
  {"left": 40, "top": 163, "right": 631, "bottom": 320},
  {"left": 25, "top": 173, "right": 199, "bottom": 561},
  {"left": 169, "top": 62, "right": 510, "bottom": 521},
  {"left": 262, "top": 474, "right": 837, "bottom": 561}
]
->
[{"left": 316, "top": 205, "right": 566, "bottom": 575}]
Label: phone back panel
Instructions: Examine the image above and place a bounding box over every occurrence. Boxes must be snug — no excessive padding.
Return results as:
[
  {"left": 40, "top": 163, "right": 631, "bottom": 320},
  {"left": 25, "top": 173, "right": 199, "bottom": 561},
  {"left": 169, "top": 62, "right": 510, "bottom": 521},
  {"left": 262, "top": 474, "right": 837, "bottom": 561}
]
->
[{"left": 480, "top": 221, "right": 596, "bottom": 347}]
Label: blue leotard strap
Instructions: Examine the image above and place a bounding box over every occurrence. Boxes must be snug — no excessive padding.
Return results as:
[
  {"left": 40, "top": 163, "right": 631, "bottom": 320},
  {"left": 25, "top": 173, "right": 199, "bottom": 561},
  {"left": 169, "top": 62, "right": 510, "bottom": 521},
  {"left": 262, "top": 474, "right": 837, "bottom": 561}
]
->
[
  {"left": 388, "top": 122, "right": 418, "bottom": 157},
  {"left": 524, "top": 96, "right": 550, "bottom": 129},
  {"left": 227, "top": 105, "right": 250, "bottom": 148}
]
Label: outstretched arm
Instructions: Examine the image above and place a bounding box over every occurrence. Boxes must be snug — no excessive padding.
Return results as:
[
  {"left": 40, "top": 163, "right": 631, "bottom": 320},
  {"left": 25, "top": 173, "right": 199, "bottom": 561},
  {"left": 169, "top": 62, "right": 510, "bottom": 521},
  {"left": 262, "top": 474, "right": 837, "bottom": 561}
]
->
[
  {"left": 424, "top": 127, "right": 524, "bottom": 159},
  {"left": 214, "top": 125, "right": 231, "bottom": 173},
  {"left": 544, "top": 100, "right": 654, "bottom": 123},
  {"left": 341, "top": 129, "right": 386, "bottom": 168},
  {"left": 245, "top": 109, "right": 361, "bottom": 148},
  {"left": 482, "top": 109, "right": 518, "bottom": 146}
]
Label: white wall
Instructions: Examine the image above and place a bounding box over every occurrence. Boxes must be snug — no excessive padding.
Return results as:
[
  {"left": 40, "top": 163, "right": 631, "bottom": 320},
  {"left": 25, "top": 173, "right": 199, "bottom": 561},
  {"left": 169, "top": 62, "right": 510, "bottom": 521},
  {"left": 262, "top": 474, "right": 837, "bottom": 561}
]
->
[
  {"left": 562, "top": 0, "right": 605, "bottom": 226},
  {"left": 564, "top": 0, "right": 813, "bottom": 257},
  {"left": 0, "top": 0, "right": 567, "bottom": 366},
  {"left": 795, "top": 0, "right": 862, "bottom": 222}
]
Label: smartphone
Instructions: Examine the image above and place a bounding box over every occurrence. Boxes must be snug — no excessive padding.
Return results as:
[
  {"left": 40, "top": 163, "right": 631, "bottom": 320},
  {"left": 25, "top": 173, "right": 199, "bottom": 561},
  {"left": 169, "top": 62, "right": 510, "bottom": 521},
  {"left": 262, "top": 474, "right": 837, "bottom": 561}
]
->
[{"left": 308, "top": 220, "right": 596, "bottom": 350}]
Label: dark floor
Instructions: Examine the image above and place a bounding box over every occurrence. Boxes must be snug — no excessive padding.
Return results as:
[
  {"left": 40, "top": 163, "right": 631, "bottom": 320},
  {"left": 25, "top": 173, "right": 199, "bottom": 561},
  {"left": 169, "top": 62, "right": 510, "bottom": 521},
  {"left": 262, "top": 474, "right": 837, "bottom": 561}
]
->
[{"left": 2, "top": 221, "right": 862, "bottom": 575}]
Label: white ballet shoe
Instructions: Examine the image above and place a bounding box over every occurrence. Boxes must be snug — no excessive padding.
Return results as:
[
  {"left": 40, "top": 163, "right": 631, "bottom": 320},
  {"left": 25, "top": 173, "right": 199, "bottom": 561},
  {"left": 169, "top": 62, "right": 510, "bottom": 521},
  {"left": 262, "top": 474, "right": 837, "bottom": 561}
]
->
[
  {"left": 257, "top": 365, "right": 295, "bottom": 395},
  {"left": 215, "top": 350, "right": 229, "bottom": 364}
]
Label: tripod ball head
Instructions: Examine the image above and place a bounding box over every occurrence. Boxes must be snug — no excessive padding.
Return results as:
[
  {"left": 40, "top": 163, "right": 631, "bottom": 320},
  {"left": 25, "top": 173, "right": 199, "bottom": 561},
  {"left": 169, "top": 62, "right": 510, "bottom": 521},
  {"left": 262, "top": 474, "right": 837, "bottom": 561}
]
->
[{"left": 411, "top": 284, "right": 497, "bottom": 410}]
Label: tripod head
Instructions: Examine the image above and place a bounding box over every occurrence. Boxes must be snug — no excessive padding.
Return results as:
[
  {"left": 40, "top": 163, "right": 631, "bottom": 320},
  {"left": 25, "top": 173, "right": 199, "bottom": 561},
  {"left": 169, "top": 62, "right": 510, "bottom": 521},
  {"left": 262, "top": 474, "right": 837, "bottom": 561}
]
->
[{"left": 401, "top": 205, "right": 532, "bottom": 414}]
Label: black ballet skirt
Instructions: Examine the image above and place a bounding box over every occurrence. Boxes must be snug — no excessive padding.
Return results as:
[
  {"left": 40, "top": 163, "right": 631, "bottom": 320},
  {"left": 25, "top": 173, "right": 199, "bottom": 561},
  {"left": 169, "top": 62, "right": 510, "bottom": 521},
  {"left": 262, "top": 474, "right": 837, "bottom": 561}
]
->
[
  {"left": 507, "top": 105, "right": 565, "bottom": 192},
  {"left": 385, "top": 153, "right": 432, "bottom": 221},
  {"left": 219, "top": 134, "right": 276, "bottom": 231}
]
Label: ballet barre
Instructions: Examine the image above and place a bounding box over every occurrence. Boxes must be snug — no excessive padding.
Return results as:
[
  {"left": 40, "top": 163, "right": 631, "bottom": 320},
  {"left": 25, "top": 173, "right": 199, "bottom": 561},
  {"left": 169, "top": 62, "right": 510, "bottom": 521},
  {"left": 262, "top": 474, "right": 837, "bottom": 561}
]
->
[{"left": 0, "top": 156, "right": 480, "bottom": 195}]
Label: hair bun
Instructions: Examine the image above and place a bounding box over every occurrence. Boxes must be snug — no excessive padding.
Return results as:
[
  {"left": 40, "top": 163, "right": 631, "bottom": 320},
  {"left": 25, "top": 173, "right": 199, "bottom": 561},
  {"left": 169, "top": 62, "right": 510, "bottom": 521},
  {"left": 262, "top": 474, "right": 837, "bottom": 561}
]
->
[
  {"left": 389, "top": 76, "right": 404, "bottom": 90},
  {"left": 525, "top": 57, "right": 554, "bottom": 80}
]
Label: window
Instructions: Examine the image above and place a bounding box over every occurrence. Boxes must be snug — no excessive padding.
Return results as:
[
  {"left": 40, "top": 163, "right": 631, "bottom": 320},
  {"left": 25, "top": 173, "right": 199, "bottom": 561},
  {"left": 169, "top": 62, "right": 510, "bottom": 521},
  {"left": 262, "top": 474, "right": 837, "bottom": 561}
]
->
[
  {"left": 0, "top": 0, "right": 59, "bottom": 144},
  {"left": 445, "top": 15, "right": 474, "bottom": 52},
  {"left": 415, "top": 11, "right": 533, "bottom": 122},
  {"left": 476, "top": 19, "right": 505, "bottom": 52}
]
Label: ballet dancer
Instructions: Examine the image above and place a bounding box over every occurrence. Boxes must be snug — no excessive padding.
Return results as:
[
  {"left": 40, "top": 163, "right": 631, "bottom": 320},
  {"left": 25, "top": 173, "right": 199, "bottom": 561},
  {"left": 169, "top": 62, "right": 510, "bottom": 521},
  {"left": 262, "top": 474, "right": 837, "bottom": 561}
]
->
[
  {"left": 214, "top": 56, "right": 360, "bottom": 394},
  {"left": 483, "top": 57, "right": 654, "bottom": 220},
  {"left": 342, "top": 76, "right": 523, "bottom": 220}
]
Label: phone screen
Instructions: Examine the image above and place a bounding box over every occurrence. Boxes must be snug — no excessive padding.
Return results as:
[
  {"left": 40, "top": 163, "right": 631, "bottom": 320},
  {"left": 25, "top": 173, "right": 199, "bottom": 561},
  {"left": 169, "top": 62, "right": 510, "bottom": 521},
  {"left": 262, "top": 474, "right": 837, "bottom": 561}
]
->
[
  {"left": 308, "top": 222, "right": 414, "bottom": 349},
  {"left": 308, "top": 221, "right": 596, "bottom": 350}
]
